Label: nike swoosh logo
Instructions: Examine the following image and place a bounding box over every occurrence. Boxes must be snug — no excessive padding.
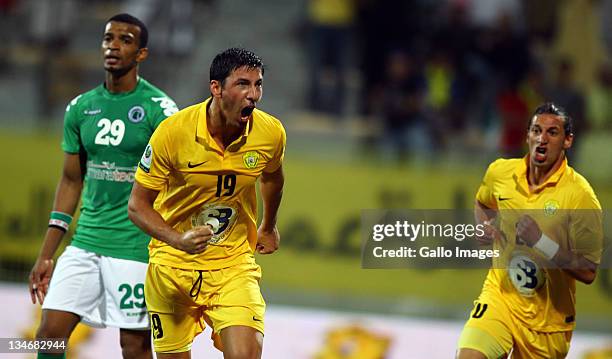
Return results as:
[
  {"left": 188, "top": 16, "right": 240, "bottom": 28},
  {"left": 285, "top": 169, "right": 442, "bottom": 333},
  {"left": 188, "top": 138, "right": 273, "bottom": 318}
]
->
[
  {"left": 252, "top": 316, "right": 262, "bottom": 322},
  {"left": 498, "top": 196, "right": 511, "bottom": 201},
  {"left": 188, "top": 161, "right": 208, "bottom": 168}
]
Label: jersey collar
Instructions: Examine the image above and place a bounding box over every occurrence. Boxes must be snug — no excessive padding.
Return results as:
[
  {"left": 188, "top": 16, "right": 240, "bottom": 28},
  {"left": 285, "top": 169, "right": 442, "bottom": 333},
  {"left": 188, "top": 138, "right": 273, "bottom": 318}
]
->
[
  {"left": 100, "top": 77, "right": 142, "bottom": 99},
  {"left": 196, "top": 98, "right": 253, "bottom": 153},
  {"left": 515, "top": 155, "right": 568, "bottom": 193}
]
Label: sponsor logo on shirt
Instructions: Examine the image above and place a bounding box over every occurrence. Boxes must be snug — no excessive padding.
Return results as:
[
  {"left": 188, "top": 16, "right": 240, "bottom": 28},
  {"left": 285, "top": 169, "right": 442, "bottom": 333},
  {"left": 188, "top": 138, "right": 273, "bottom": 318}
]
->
[
  {"left": 191, "top": 203, "right": 238, "bottom": 245},
  {"left": 83, "top": 109, "right": 102, "bottom": 115},
  {"left": 87, "top": 161, "right": 136, "bottom": 183}
]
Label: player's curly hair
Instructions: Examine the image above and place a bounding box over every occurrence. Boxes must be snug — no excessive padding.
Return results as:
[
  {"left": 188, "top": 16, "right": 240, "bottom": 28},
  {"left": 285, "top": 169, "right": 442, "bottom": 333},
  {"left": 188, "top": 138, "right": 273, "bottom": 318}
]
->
[
  {"left": 210, "top": 48, "right": 264, "bottom": 85},
  {"left": 530, "top": 102, "right": 574, "bottom": 136},
  {"left": 107, "top": 13, "right": 148, "bottom": 49}
]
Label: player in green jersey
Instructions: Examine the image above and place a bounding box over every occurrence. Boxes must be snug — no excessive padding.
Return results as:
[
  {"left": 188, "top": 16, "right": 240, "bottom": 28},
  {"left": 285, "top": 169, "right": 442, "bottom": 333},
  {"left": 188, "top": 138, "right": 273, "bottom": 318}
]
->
[{"left": 28, "top": 14, "right": 178, "bottom": 359}]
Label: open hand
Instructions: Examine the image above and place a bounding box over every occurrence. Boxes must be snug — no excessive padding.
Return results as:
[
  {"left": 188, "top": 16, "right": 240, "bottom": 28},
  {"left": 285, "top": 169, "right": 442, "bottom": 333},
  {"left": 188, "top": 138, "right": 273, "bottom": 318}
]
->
[{"left": 29, "top": 259, "right": 54, "bottom": 304}]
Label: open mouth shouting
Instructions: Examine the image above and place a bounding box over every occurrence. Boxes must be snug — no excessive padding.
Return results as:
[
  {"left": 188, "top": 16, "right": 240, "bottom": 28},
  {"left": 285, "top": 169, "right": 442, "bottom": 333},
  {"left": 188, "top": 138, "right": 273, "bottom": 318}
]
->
[
  {"left": 240, "top": 106, "right": 255, "bottom": 122},
  {"left": 534, "top": 145, "right": 547, "bottom": 162}
]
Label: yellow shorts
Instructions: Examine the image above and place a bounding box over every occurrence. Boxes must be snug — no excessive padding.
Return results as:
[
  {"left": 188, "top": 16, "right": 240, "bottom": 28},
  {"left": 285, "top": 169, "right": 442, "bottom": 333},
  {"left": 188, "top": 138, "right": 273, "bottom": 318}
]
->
[
  {"left": 457, "top": 293, "right": 572, "bottom": 359},
  {"left": 145, "top": 261, "right": 266, "bottom": 353}
]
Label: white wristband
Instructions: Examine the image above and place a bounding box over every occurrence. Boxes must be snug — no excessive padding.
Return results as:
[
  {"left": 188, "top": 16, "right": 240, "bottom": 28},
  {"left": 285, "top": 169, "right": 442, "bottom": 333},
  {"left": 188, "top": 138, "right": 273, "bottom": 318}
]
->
[{"left": 533, "top": 233, "right": 559, "bottom": 260}]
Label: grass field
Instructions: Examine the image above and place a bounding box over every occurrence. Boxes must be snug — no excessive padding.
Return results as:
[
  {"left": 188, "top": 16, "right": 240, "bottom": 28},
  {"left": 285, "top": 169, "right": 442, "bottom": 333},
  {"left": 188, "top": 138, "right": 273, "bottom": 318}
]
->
[{"left": 1, "top": 130, "right": 610, "bottom": 331}]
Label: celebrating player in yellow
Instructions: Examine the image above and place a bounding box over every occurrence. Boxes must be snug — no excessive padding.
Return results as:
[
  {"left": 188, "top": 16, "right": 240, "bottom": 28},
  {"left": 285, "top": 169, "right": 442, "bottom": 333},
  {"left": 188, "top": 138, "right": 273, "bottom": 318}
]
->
[
  {"left": 456, "top": 103, "right": 603, "bottom": 358},
  {"left": 128, "top": 48, "right": 285, "bottom": 359}
]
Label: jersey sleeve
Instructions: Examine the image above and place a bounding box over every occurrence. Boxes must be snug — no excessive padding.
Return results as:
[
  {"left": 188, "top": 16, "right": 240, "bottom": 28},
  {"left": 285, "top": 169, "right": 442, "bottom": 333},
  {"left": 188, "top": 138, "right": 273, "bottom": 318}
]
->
[
  {"left": 263, "top": 121, "right": 286, "bottom": 173},
  {"left": 149, "top": 95, "right": 179, "bottom": 131},
  {"left": 61, "top": 95, "right": 83, "bottom": 153},
  {"left": 135, "top": 122, "right": 173, "bottom": 191},
  {"left": 569, "top": 190, "right": 603, "bottom": 264},
  {"left": 475, "top": 161, "right": 498, "bottom": 209}
]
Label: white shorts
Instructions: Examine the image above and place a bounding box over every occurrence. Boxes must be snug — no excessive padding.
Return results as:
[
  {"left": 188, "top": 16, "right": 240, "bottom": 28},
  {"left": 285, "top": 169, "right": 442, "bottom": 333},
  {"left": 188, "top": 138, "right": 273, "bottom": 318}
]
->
[{"left": 42, "top": 245, "right": 149, "bottom": 330}]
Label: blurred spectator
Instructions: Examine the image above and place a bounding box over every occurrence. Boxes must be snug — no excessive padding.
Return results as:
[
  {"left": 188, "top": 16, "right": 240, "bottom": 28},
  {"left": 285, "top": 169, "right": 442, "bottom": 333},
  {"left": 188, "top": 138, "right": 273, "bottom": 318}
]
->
[
  {"left": 522, "top": 0, "right": 559, "bottom": 45},
  {"left": 546, "top": 58, "right": 586, "bottom": 139},
  {"left": 553, "top": 0, "right": 605, "bottom": 93},
  {"left": 601, "top": 0, "right": 612, "bottom": 55},
  {"left": 483, "top": 12, "right": 530, "bottom": 92},
  {"left": 377, "top": 50, "right": 428, "bottom": 162},
  {"left": 356, "top": 0, "right": 429, "bottom": 116},
  {"left": 587, "top": 63, "right": 612, "bottom": 131},
  {"left": 519, "top": 63, "right": 547, "bottom": 112},
  {"left": 429, "top": 2, "right": 476, "bottom": 133},
  {"left": 28, "top": 0, "right": 75, "bottom": 47},
  {"left": 465, "top": 0, "right": 522, "bottom": 30},
  {"left": 424, "top": 48, "right": 455, "bottom": 149},
  {"left": 28, "top": 0, "right": 76, "bottom": 117},
  {"left": 123, "top": 0, "right": 195, "bottom": 57},
  {"left": 304, "top": 0, "right": 356, "bottom": 116},
  {"left": 0, "top": 0, "right": 18, "bottom": 73},
  {"left": 425, "top": 50, "right": 453, "bottom": 114},
  {"left": 469, "top": 10, "right": 530, "bottom": 132},
  {"left": 497, "top": 79, "right": 529, "bottom": 157}
]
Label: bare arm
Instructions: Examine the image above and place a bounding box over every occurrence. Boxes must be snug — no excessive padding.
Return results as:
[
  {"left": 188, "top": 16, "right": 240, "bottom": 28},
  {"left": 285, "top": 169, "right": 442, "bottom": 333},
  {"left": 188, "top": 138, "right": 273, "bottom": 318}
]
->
[
  {"left": 128, "top": 181, "right": 213, "bottom": 254},
  {"left": 474, "top": 200, "right": 500, "bottom": 245},
  {"left": 475, "top": 200, "right": 498, "bottom": 223},
  {"left": 29, "top": 153, "right": 84, "bottom": 304},
  {"left": 256, "top": 165, "right": 284, "bottom": 254},
  {"left": 555, "top": 250, "right": 597, "bottom": 284},
  {"left": 516, "top": 215, "right": 598, "bottom": 284}
]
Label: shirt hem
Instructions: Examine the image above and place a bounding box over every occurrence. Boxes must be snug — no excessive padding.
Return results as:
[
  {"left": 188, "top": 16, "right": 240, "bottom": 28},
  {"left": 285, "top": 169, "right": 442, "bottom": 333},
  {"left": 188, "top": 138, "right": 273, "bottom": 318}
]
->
[
  {"left": 71, "top": 241, "right": 149, "bottom": 263},
  {"left": 149, "top": 252, "right": 255, "bottom": 270}
]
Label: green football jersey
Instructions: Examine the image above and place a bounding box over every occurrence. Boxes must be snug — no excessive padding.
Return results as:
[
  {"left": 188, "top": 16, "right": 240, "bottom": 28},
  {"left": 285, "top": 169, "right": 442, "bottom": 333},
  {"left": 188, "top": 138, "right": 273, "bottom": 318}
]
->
[{"left": 62, "top": 77, "right": 178, "bottom": 262}]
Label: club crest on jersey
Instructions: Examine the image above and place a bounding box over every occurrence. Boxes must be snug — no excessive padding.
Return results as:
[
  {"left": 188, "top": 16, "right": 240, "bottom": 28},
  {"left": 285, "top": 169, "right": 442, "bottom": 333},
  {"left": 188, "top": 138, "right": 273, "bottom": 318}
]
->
[
  {"left": 544, "top": 200, "right": 559, "bottom": 216},
  {"left": 128, "top": 105, "right": 146, "bottom": 123},
  {"left": 139, "top": 144, "right": 153, "bottom": 173},
  {"left": 243, "top": 151, "right": 259, "bottom": 169}
]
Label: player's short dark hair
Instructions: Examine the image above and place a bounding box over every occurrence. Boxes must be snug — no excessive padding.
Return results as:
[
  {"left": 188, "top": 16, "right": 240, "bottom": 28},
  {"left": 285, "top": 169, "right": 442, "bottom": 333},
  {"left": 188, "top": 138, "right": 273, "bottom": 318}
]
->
[
  {"left": 107, "top": 13, "right": 148, "bottom": 49},
  {"left": 530, "top": 102, "right": 573, "bottom": 136},
  {"left": 210, "top": 48, "right": 264, "bottom": 85}
]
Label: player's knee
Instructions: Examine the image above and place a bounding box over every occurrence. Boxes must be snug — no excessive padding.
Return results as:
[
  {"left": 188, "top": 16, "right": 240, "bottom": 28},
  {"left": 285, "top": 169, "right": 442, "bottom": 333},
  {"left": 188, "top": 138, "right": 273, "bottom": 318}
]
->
[
  {"left": 120, "top": 329, "right": 152, "bottom": 359},
  {"left": 36, "top": 311, "right": 79, "bottom": 340},
  {"left": 456, "top": 348, "right": 489, "bottom": 359},
  {"left": 223, "top": 340, "right": 262, "bottom": 359}
]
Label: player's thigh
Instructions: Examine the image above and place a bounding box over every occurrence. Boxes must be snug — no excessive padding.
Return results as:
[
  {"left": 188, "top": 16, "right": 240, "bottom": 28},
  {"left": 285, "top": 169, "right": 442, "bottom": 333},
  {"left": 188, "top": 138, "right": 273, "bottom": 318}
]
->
[
  {"left": 220, "top": 325, "right": 263, "bottom": 359},
  {"left": 100, "top": 256, "right": 149, "bottom": 329},
  {"left": 156, "top": 352, "right": 191, "bottom": 359},
  {"left": 42, "top": 246, "right": 104, "bottom": 326},
  {"left": 145, "top": 263, "right": 206, "bottom": 354},
  {"left": 457, "top": 299, "right": 513, "bottom": 359},
  {"left": 456, "top": 348, "right": 505, "bottom": 359},
  {"left": 512, "top": 328, "right": 572, "bottom": 359},
  {"left": 205, "top": 262, "right": 266, "bottom": 336}
]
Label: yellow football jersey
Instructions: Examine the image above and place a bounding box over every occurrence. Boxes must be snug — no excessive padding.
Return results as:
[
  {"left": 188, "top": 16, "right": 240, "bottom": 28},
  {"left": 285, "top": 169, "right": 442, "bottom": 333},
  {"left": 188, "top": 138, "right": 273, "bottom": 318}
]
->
[
  {"left": 135, "top": 98, "right": 286, "bottom": 270},
  {"left": 476, "top": 157, "right": 602, "bottom": 332}
]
